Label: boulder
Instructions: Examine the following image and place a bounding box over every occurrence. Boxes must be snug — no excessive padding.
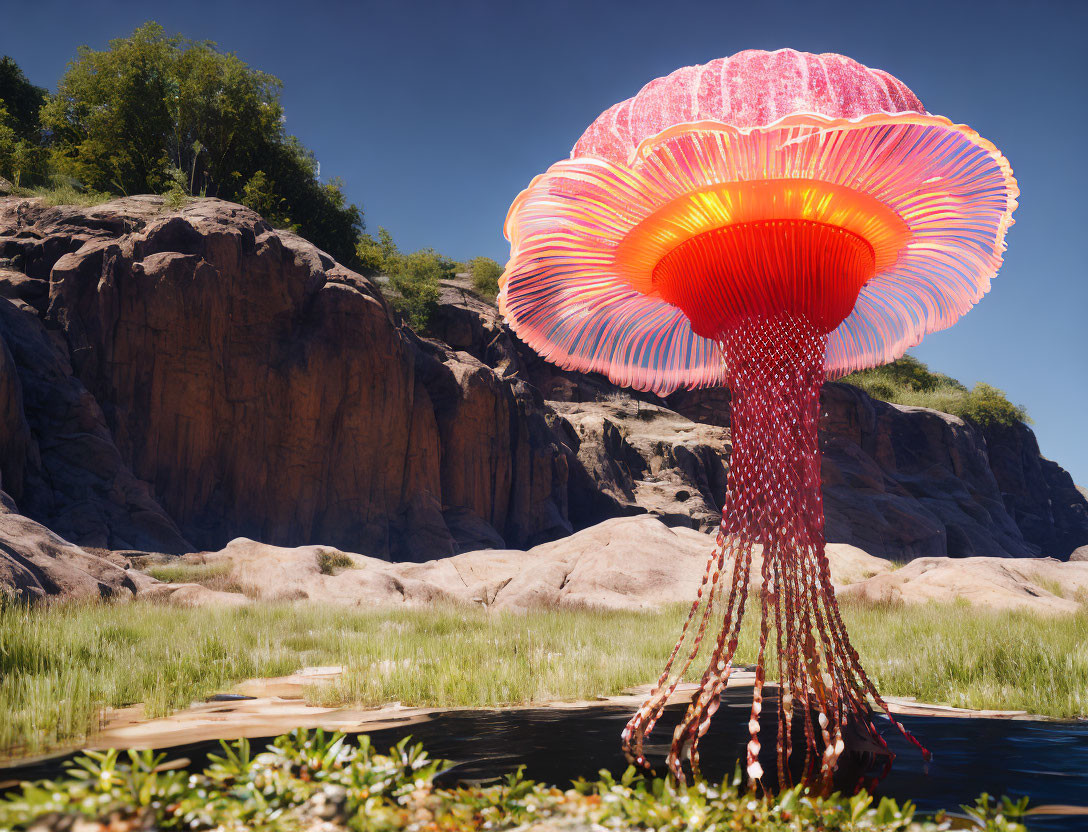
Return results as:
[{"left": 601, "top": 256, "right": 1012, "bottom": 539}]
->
[
  {"left": 839, "top": 556, "right": 1088, "bottom": 614},
  {"left": 0, "top": 492, "right": 150, "bottom": 603}
]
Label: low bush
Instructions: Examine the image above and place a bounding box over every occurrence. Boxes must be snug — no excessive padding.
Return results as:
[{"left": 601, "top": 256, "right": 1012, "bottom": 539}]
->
[
  {"left": 317, "top": 549, "right": 356, "bottom": 575},
  {"left": 466, "top": 255, "right": 503, "bottom": 299},
  {"left": 386, "top": 247, "right": 456, "bottom": 331}
]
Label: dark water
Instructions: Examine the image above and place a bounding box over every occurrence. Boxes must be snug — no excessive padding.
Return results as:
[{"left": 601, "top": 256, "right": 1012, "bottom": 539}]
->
[{"left": 3, "top": 689, "right": 1086, "bottom": 830}]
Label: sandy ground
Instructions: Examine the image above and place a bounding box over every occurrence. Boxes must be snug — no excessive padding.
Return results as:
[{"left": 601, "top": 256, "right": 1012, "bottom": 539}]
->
[{"left": 71, "top": 665, "right": 1036, "bottom": 754}]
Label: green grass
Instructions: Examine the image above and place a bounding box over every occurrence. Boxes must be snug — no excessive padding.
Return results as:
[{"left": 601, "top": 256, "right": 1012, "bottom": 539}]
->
[
  {"left": 9, "top": 183, "right": 113, "bottom": 207},
  {"left": 1, "top": 600, "right": 1085, "bottom": 757},
  {"left": 1032, "top": 575, "right": 1065, "bottom": 598},
  {"left": 144, "top": 561, "right": 241, "bottom": 593}
]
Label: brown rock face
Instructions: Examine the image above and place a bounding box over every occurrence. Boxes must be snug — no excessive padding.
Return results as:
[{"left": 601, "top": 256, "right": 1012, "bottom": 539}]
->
[
  {"left": 817, "top": 383, "right": 1029, "bottom": 559},
  {"left": 669, "top": 382, "right": 1082, "bottom": 559},
  {"left": 0, "top": 197, "right": 569, "bottom": 558},
  {"left": 982, "top": 421, "right": 1088, "bottom": 557},
  {"left": 0, "top": 297, "right": 190, "bottom": 551},
  {"left": 550, "top": 399, "right": 730, "bottom": 532}
]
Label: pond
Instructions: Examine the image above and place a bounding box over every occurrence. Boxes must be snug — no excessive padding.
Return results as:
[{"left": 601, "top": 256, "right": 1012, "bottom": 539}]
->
[{"left": 2, "top": 689, "right": 1086, "bottom": 830}]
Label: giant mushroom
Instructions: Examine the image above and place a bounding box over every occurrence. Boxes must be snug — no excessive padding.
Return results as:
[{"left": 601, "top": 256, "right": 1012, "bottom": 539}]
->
[{"left": 499, "top": 49, "right": 1017, "bottom": 789}]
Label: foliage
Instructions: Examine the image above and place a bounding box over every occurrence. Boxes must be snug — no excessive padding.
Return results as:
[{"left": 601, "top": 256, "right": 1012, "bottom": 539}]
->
[
  {"left": 841, "top": 355, "right": 1030, "bottom": 427},
  {"left": 0, "top": 104, "right": 46, "bottom": 189},
  {"left": 0, "top": 56, "right": 48, "bottom": 186},
  {"left": 387, "top": 247, "right": 456, "bottom": 331},
  {"left": 0, "top": 57, "right": 47, "bottom": 140},
  {"left": 8, "top": 181, "right": 113, "bottom": 207},
  {"left": 160, "top": 164, "right": 190, "bottom": 210},
  {"left": 318, "top": 549, "right": 357, "bottom": 575},
  {"left": 355, "top": 226, "right": 400, "bottom": 275},
  {"left": 35, "top": 23, "right": 363, "bottom": 265},
  {"left": 466, "top": 255, "right": 503, "bottom": 299},
  {"left": 2, "top": 599, "right": 1087, "bottom": 757},
  {"left": 0, "top": 729, "right": 1027, "bottom": 832}
]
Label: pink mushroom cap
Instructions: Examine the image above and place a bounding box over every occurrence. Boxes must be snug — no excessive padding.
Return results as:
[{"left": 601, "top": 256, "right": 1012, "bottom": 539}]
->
[{"left": 500, "top": 49, "right": 1019, "bottom": 394}]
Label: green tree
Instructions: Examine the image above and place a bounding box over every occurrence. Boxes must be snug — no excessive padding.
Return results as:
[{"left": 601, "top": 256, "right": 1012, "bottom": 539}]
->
[
  {"left": 466, "top": 255, "right": 503, "bottom": 299},
  {"left": 0, "top": 104, "right": 16, "bottom": 182},
  {"left": 39, "top": 23, "right": 362, "bottom": 265},
  {"left": 0, "top": 57, "right": 48, "bottom": 185},
  {"left": 0, "top": 57, "right": 47, "bottom": 141}
]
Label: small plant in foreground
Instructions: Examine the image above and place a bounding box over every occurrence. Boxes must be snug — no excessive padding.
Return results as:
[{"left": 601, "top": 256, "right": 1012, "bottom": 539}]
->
[{"left": 0, "top": 730, "right": 1028, "bottom": 832}]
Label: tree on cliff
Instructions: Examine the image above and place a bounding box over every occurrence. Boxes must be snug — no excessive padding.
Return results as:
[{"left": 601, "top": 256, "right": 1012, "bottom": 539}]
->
[
  {"left": 37, "top": 23, "right": 362, "bottom": 265},
  {"left": 0, "top": 57, "right": 48, "bottom": 186}
]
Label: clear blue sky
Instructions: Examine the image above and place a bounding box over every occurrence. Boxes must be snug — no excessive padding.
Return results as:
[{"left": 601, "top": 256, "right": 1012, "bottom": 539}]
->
[{"left": 3, "top": 0, "right": 1086, "bottom": 484}]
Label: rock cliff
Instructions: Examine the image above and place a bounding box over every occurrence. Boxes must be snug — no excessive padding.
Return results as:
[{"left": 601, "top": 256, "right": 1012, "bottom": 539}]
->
[
  {"left": 0, "top": 197, "right": 568, "bottom": 559},
  {"left": 1, "top": 195, "right": 1085, "bottom": 584}
]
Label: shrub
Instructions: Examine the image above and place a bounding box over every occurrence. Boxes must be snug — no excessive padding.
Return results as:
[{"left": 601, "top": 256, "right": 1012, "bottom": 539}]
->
[
  {"left": 355, "top": 226, "right": 400, "bottom": 275},
  {"left": 160, "top": 164, "right": 190, "bottom": 209},
  {"left": 841, "top": 356, "right": 1029, "bottom": 427},
  {"left": 316, "top": 549, "right": 356, "bottom": 576},
  {"left": 387, "top": 247, "right": 456, "bottom": 332},
  {"left": 467, "top": 255, "right": 503, "bottom": 298}
]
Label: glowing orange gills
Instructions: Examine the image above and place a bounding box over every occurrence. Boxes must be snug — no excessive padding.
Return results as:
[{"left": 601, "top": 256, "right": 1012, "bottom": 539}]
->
[{"left": 500, "top": 49, "right": 1018, "bottom": 394}]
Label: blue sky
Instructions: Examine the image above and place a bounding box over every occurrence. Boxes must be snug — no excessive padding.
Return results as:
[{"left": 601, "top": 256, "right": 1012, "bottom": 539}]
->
[{"left": 3, "top": 0, "right": 1086, "bottom": 484}]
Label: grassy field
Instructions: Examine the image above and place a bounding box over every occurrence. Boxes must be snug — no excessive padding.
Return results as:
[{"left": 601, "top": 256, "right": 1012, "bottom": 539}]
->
[{"left": 1, "top": 599, "right": 1085, "bottom": 757}]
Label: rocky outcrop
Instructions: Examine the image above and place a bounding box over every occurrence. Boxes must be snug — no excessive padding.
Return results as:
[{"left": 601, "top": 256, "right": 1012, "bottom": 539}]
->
[
  {"left": 0, "top": 491, "right": 152, "bottom": 602},
  {"left": 433, "top": 281, "right": 1088, "bottom": 560},
  {"left": 669, "top": 382, "right": 1084, "bottom": 559},
  {"left": 839, "top": 555, "right": 1088, "bottom": 614},
  {"left": 0, "top": 197, "right": 568, "bottom": 559},
  {"left": 549, "top": 399, "right": 729, "bottom": 531},
  {"left": 982, "top": 421, "right": 1088, "bottom": 558},
  {"left": 179, "top": 516, "right": 892, "bottom": 611},
  {"left": 0, "top": 297, "right": 191, "bottom": 551},
  {"left": 818, "top": 384, "right": 1029, "bottom": 559}
]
